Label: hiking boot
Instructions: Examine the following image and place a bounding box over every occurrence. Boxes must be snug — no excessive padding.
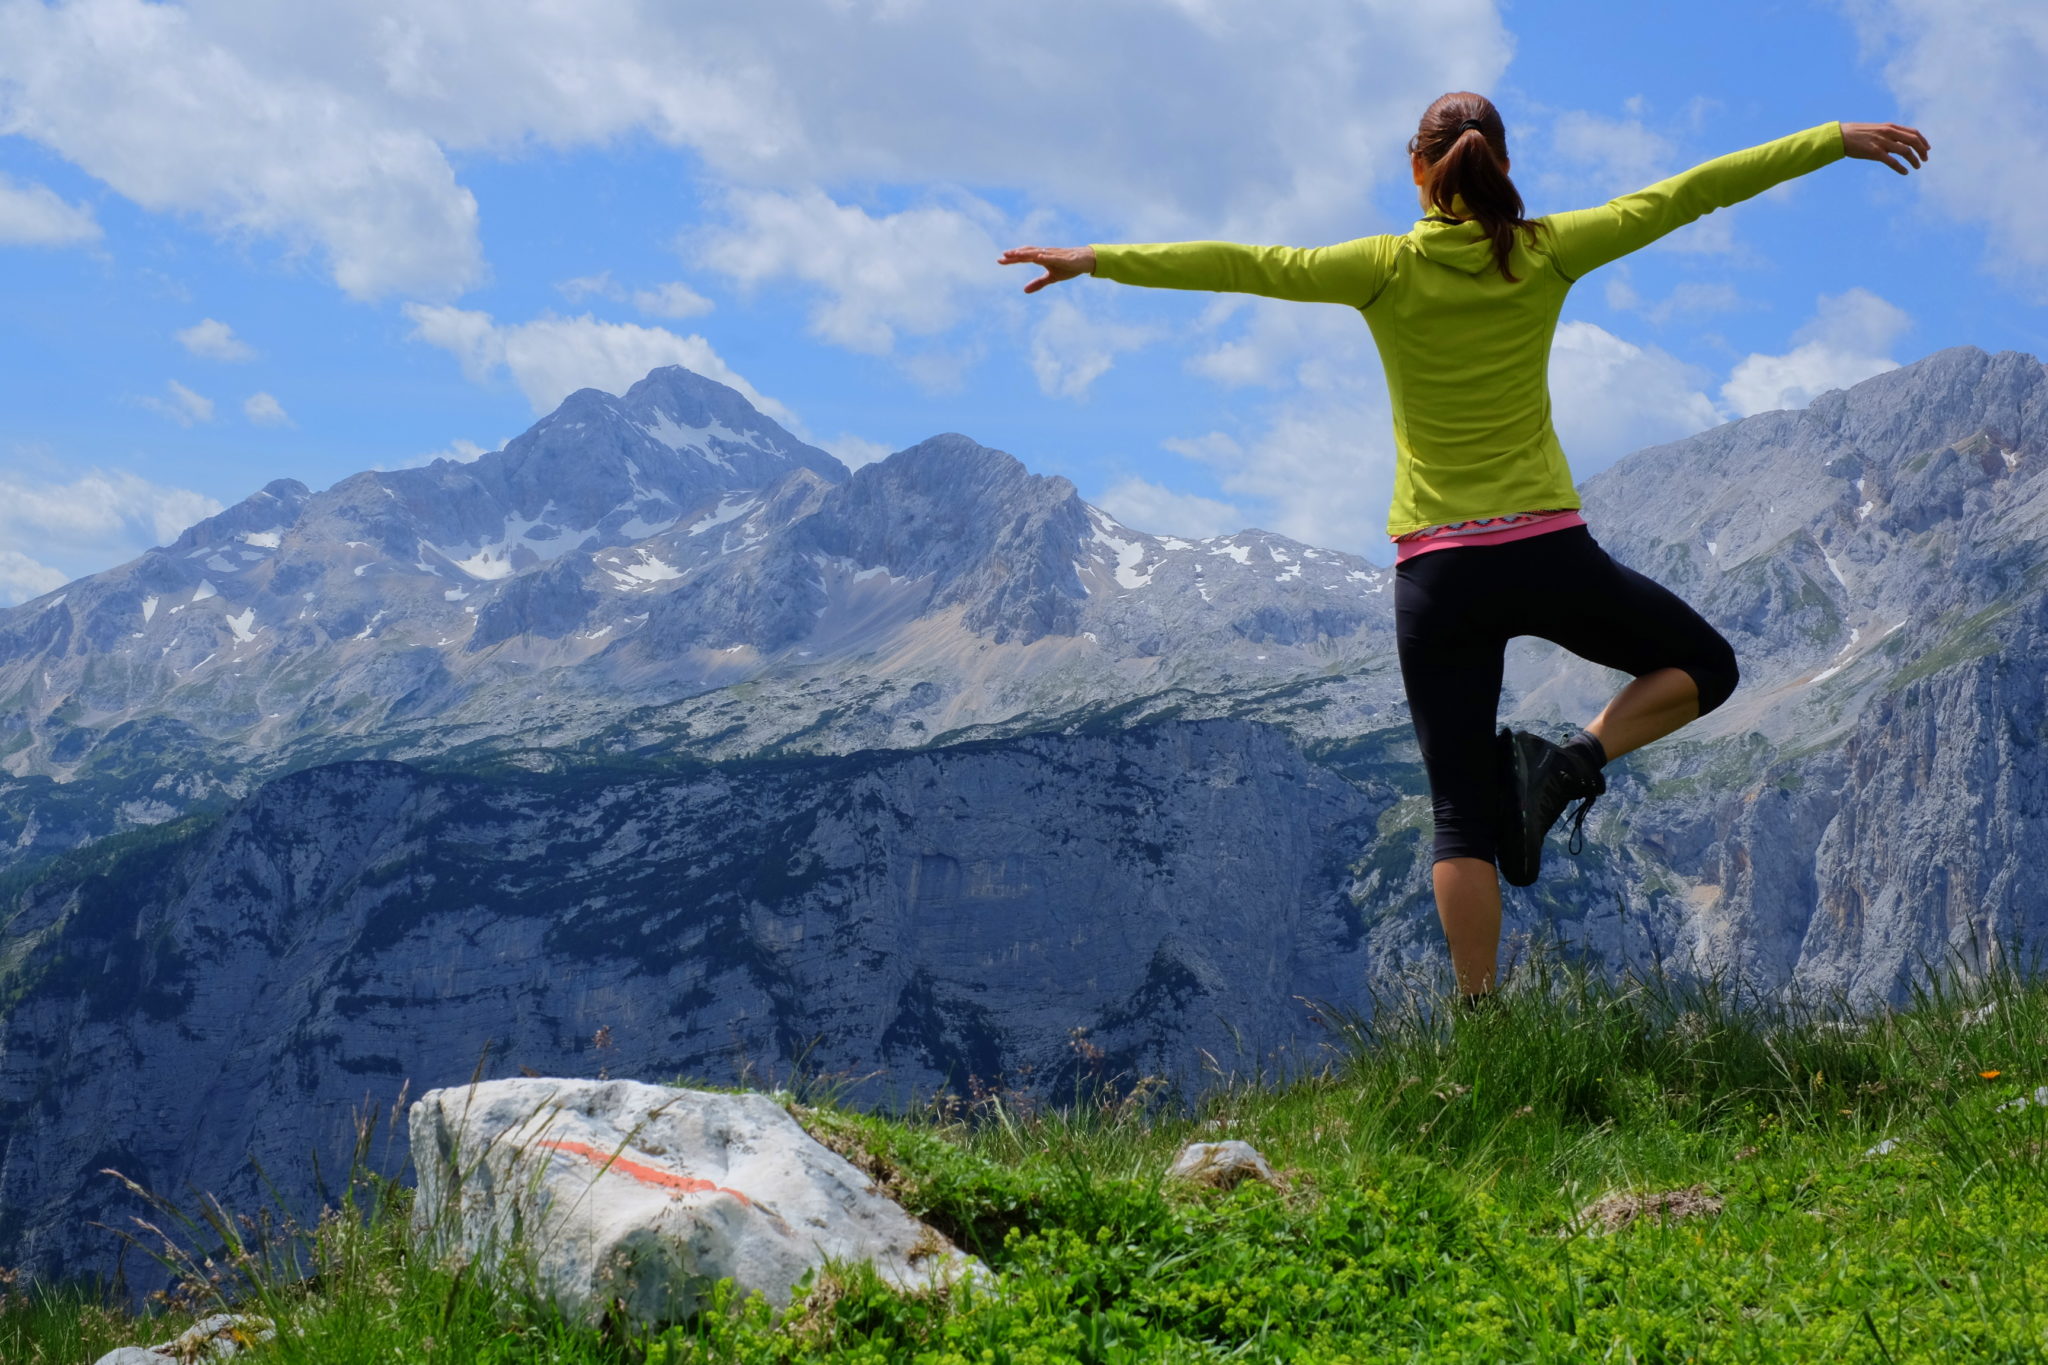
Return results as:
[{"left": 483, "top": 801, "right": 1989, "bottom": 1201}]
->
[{"left": 1495, "top": 727, "right": 1605, "bottom": 887}]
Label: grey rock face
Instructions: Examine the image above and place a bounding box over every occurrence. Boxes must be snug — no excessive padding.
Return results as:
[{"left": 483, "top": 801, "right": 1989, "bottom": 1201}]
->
[
  {"left": 0, "top": 365, "right": 850, "bottom": 782},
  {"left": 10, "top": 344, "right": 2048, "bottom": 1291},
  {"left": 0, "top": 720, "right": 1386, "bottom": 1286},
  {"left": 1489, "top": 346, "right": 2048, "bottom": 1002},
  {"left": 0, "top": 371, "right": 1396, "bottom": 852}
]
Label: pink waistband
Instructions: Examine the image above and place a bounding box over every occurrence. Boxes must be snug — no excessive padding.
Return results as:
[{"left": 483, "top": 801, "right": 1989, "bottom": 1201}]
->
[{"left": 1391, "top": 509, "right": 1586, "bottom": 563}]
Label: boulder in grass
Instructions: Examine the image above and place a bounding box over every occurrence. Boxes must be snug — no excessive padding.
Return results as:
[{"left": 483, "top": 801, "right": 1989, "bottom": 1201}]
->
[
  {"left": 91, "top": 1313, "right": 276, "bottom": 1363},
  {"left": 408, "top": 1078, "right": 981, "bottom": 1328},
  {"left": 1167, "top": 1139, "right": 1282, "bottom": 1190}
]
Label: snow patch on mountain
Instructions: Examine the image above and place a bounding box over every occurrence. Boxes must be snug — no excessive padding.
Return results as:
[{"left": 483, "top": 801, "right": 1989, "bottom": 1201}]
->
[
  {"left": 1089, "top": 510, "right": 1155, "bottom": 591},
  {"left": 689, "top": 496, "right": 757, "bottom": 536},
  {"left": 641, "top": 410, "right": 747, "bottom": 471},
  {"left": 607, "top": 551, "right": 684, "bottom": 586},
  {"left": 434, "top": 507, "right": 584, "bottom": 581}
]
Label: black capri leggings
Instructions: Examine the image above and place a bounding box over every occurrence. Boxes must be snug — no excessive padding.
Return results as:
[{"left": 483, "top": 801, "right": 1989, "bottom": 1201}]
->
[{"left": 1394, "top": 525, "right": 1738, "bottom": 866}]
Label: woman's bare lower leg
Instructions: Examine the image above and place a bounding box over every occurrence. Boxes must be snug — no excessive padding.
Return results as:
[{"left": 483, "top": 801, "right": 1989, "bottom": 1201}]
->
[
  {"left": 1433, "top": 855, "right": 1502, "bottom": 997},
  {"left": 1435, "top": 669, "right": 1701, "bottom": 996},
  {"left": 1584, "top": 666, "right": 1701, "bottom": 762}
]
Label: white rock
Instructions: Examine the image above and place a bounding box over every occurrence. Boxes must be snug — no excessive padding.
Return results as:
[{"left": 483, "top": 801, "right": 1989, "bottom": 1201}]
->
[
  {"left": 1996, "top": 1085, "right": 2048, "bottom": 1114},
  {"left": 1864, "top": 1138, "right": 1903, "bottom": 1157},
  {"left": 409, "top": 1078, "right": 981, "bottom": 1327},
  {"left": 93, "top": 1313, "right": 276, "bottom": 1364},
  {"left": 162, "top": 1314, "right": 276, "bottom": 1358},
  {"left": 1167, "top": 1139, "right": 1280, "bottom": 1189}
]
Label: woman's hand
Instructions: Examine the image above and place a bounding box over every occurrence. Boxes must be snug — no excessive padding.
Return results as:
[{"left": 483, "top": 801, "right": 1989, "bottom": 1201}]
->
[
  {"left": 998, "top": 245, "right": 1097, "bottom": 293},
  {"left": 1841, "top": 122, "right": 1931, "bottom": 174}
]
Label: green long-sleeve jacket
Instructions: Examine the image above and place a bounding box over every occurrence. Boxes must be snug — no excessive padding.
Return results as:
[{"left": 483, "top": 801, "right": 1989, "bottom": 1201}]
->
[{"left": 1090, "top": 122, "right": 1847, "bottom": 537}]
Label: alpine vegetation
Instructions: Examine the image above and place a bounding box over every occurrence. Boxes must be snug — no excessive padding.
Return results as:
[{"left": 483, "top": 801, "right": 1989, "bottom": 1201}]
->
[
  {"left": 4, "top": 345, "right": 2048, "bottom": 1302},
  {"left": 12, "top": 956, "right": 2048, "bottom": 1363}
]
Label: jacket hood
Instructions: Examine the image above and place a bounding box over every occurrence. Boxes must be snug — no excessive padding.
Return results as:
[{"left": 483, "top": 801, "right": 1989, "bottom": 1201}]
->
[{"left": 1406, "top": 195, "right": 1501, "bottom": 275}]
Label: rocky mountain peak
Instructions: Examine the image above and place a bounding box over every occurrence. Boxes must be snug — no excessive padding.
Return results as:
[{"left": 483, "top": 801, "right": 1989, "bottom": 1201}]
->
[
  {"left": 805, "top": 434, "right": 1089, "bottom": 623},
  {"left": 377, "top": 370, "right": 846, "bottom": 557},
  {"left": 167, "top": 478, "right": 311, "bottom": 555}
]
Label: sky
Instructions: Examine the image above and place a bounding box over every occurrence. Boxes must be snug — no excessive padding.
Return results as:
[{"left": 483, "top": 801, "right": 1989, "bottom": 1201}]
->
[{"left": 0, "top": 0, "right": 2042, "bottom": 605}]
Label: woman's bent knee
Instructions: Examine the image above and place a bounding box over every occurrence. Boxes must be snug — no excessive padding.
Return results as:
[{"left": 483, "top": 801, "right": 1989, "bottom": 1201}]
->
[
  {"left": 1691, "top": 637, "right": 1739, "bottom": 716},
  {"left": 1432, "top": 821, "right": 1497, "bottom": 866}
]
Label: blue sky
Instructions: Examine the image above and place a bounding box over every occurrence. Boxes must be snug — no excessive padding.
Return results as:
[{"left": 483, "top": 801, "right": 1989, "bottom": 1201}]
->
[{"left": 0, "top": 0, "right": 2040, "bottom": 603}]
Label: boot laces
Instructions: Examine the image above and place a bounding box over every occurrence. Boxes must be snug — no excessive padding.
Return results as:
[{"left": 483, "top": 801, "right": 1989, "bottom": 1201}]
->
[{"left": 1565, "top": 794, "right": 1597, "bottom": 855}]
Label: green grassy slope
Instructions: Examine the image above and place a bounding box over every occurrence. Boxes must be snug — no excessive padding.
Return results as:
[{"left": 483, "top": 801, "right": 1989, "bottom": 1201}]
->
[{"left": 9, "top": 956, "right": 2047, "bottom": 1364}]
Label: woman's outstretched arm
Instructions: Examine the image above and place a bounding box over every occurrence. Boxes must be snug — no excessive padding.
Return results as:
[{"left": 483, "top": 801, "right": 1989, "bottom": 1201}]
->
[
  {"left": 1000, "top": 237, "right": 1396, "bottom": 306},
  {"left": 998, "top": 245, "right": 1097, "bottom": 293},
  {"left": 1544, "top": 120, "right": 1930, "bottom": 280}
]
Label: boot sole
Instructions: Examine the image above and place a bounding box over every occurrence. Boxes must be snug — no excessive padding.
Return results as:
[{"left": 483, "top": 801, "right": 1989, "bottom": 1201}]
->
[{"left": 1495, "top": 727, "right": 1539, "bottom": 887}]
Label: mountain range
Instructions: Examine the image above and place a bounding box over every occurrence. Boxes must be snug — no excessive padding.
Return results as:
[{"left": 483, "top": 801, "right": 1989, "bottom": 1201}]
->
[
  {"left": 3, "top": 344, "right": 2045, "bottom": 1286},
  {"left": 0, "top": 364, "right": 1401, "bottom": 869}
]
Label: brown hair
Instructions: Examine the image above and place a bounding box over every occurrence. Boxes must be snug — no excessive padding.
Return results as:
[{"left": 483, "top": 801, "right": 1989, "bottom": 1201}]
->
[{"left": 1407, "top": 92, "right": 1543, "bottom": 282}]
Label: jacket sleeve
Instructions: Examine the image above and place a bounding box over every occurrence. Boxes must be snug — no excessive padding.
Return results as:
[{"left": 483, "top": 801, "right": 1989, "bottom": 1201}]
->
[
  {"left": 1089, "top": 236, "right": 1397, "bottom": 307},
  {"left": 1542, "top": 122, "right": 1846, "bottom": 280}
]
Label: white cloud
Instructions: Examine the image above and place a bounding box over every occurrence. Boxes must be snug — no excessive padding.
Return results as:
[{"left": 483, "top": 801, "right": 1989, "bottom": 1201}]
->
[
  {"left": 0, "top": 549, "right": 69, "bottom": 605},
  {"left": 377, "top": 437, "right": 496, "bottom": 471},
  {"left": 1094, "top": 477, "right": 1245, "bottom": 539},
  {"left": 897, "top": 341, "right": 988, "bottom": 396},
  {"left": 820, "top": 433, "right": 894, "bottom": 470},
  {"left": 1721, "top": 288, "right": 1909, "bottom": 416},
  {"left": 137, "top": 379, "right": 215, "bottom": 426},
  {"left": 384, "top": 437, "right": 494, "bottom": 471},
  {"left": 175, "top": 317, "right": 255, "bottom": 361},
  {"left": 1641, "top": 282, "right": 1750, "bottom": 327},
  {"left": 556, "top": 272, "right": 714, "bottom": 319},
  {"left": 1543, "top": 109, "right": 1677, "bottom": 201},
  {"left": 1537, "top": 105, "right": 1737, "bottom": 253},
  {"left": 391, "top": 0, "right": 1501, "bottom": 242},
  {"left": 1547, "top": 321, "right": 1726, "bottom": 472},
  {"left": 1186, "top": 297, "right": 1371, "bottom": 391},
  {"left": 402, "top": 304, "right": 799, "bottom": 425},
  {"left": 0, "top": 171, "right": 99, "bottom": 245},
  {"left": 1162, "top": 394, "right": 1397, "bottom": 557},
  {"left": 1150, "top": 303, "right": 1401, "bottom": 555},
  {"left": 557, "top": 271, "right": 615, "bottom": 302},
  {"left": 633, "top": 281, "right": 714, "bottom": 319},
  {"left": 0, "top": 0, "right": 482, "bottom": 299},
  {"left": 0, "top": 466, "right": 223, "bottom": 596},
  {"left": 431, "top": 438, "right": 489, "bottom": 463},
  {"left": 1844, "top": 0, "right": 2048, "bottom": 290},
  {"left": 1027, "top": 297, "right": 1161, "bottom": 400},
  {"left": 696, "top": 189, "right": 1007, "bottom": 356},
  {"left": 401, "top": 304, "right": 500, "bottom": 382},
  {"left": 0, "top": 2, "right": 1509, "bottom": 302},
  {"left": 243, "top": 392, "right": 292, "bottom": 426},
  {"left": 1603, "top": 270, "right": 1755, "bottom": 327}
]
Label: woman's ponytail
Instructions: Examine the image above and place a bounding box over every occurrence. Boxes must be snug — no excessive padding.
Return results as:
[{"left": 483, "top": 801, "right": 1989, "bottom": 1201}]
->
[{"left": 1409, "top": 93, "right": 1542, "bottom": 282}]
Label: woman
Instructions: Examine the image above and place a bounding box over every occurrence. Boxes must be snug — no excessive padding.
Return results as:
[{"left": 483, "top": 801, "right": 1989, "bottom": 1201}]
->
[{"left": 1000, "top": 94, "right": 1929, "bottom": 1004}]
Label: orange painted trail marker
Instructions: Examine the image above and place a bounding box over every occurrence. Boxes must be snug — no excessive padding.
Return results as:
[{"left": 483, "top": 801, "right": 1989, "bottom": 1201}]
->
[{"left": 537, "top": 1138, "right": 756, "bottom": 1208}]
